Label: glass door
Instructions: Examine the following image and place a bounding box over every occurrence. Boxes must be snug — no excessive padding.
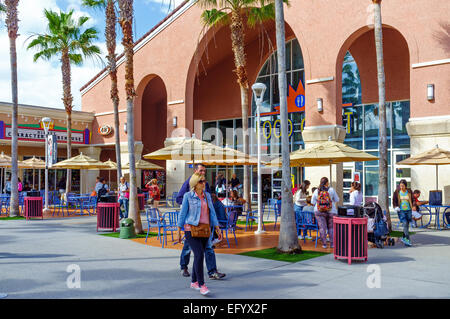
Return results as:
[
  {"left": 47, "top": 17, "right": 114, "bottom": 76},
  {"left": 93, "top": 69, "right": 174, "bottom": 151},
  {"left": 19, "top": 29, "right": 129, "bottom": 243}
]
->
[
  {"left": 393, "top": 151, "right": 411, "bottom": 193},
  {"left": 343, "top": 165, "right": 355, "bottom": 204}
]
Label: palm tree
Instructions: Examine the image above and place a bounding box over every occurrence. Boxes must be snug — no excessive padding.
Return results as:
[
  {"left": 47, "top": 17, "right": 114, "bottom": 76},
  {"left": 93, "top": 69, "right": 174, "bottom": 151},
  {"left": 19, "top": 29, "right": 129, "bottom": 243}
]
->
[
  {"left": 82, "top": 0, "right": 122, "bottom": 188},
  {"left": 274, "top": 0, "right": 300, "bottom": 253},
  {"left": 118, "top": 0, "right": 142, "bottom": 234},
  {"left": 4, "top": 0, "right": 20, "bottom": 217},
  {"left": 372, "top": 0, "right": 390, "bottom": 229},
  {"left": 198, "top": 0, "right": 288, "bottom": 211},
  {"left": 27, "top": 9, "right": 101, "bottom": 196}
]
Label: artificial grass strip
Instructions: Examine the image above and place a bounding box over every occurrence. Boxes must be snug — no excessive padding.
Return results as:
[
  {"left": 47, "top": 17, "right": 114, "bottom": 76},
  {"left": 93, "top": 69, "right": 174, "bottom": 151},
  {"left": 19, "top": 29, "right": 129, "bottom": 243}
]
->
[
  {"left": 99, "top": 231, "right": 159, "bottom": 239},
  {"left": 239, "top": 247, "right": 329, "bottom": 263},
  {"left": 236, "top": 220, "right": 273, "bottom": 225},
  {"left": 0, "top": 216, "right": 26, "bottom": 220},
  {"left": 389, "top": 230, "right": 416, "bottom": 238}
]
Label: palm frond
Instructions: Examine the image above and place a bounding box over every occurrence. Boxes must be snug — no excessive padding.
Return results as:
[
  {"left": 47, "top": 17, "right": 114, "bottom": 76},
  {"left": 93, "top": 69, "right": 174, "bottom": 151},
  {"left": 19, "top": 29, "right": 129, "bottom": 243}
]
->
[{"left": 201, "top": 9, "right": 229, "bottom": 27}]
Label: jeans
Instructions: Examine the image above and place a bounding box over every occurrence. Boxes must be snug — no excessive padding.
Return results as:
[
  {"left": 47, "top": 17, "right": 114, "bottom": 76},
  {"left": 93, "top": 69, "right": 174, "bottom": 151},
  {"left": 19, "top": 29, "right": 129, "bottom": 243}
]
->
[
  {"left": 294, "top": 204, "right": 307, "bottom": 237},
  {"left": 398, "top": 210, "right": 412, "bottom": 239},
  {"left": 184, "top": 231, "right": 208, "bottom": 286},
  {"left": 118, "top": 198, "right": 129, "bottom": 219},
  {"left": 180, "top": 233, "right": 217, "bottom": 275}
]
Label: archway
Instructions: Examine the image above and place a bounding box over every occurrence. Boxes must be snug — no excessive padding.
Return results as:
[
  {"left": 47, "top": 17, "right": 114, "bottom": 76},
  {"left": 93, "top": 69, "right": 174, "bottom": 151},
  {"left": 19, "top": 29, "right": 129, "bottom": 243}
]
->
[{"left": 337, "top": 25, "right": 411, "bottom": 203}]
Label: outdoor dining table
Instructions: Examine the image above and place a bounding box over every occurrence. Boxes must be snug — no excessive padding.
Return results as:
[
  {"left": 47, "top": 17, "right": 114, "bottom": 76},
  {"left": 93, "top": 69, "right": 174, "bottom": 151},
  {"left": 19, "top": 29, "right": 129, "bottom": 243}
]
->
[
  {"left": 420, "top": 204, "right": 450, "bottom": 230},
  {"left": 68, "top": 195, "right": 92, "bottom": 216}
]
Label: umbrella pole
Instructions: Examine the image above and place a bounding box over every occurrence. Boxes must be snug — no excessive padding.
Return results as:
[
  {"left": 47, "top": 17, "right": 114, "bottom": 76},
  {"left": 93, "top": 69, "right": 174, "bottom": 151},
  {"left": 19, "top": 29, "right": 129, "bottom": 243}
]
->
[
  {"left": 1, "top": 168, "right": 3, "bottom": 193},
  {"left": 33, "top": 169, "right": 35, "bottom": 190},
  {"left": 39, "top": 169, "right": 41, "bottom": 191},
  {"left": 436, "top": 165, "right": 438, "bottom": 190}
]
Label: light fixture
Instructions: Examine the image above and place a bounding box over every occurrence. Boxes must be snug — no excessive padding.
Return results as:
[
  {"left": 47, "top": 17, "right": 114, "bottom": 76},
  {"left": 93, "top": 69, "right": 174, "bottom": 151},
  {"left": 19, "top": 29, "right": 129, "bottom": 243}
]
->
[
  {"left": 427, "top": 84, "right": 434, "bottom": 101},
  {"left": 317, "top": 98, "right": 323, "bottom": 112},
  {"left": 124, "top": 122, "right": 127, "bottom": 134},
  {"left": 41, "top": 117, "right": 53, "bottom": 135},
  {"left": 251, "top": 83, "right": 267, "bottom": 104},
  {"left": 172, "top": 116, "right": 177, "bottom": 127}
]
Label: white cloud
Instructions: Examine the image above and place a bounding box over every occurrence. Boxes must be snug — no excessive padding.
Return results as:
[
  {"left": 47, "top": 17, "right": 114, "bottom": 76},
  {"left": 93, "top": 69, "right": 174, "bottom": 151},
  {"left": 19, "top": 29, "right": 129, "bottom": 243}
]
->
[{"left": 0, "top": 0, "right": 105, "bottom": 111}]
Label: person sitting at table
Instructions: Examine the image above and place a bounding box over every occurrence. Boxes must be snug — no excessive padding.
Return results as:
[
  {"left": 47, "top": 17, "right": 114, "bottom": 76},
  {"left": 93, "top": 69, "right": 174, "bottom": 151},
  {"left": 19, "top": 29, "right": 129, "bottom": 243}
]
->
[
  {"left": 211, "top": 193, "right": 227, "bottom": 227},
  {"left": 412, "top": 189, "right": 428, "bottom": 222}
]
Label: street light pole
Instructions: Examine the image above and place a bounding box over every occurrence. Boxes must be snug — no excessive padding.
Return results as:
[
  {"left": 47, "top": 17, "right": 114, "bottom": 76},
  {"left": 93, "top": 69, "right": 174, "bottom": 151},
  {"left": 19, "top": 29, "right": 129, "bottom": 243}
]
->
[
  {"left": 252, "top": 83, "right": 267, "bottom": 235},
  {"left": 41, "top": 117, "right": 52, "bottom": 214}
]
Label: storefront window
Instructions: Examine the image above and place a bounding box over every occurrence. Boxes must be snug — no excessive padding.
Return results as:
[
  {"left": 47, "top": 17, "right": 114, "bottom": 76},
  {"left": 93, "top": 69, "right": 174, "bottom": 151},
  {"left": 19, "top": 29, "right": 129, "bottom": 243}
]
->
[
  {"left": 392, "top": 101, "right": 410, "bottom": 148},
  {"left": 342, "top": 52, "right": 362, "bottom": 105}
]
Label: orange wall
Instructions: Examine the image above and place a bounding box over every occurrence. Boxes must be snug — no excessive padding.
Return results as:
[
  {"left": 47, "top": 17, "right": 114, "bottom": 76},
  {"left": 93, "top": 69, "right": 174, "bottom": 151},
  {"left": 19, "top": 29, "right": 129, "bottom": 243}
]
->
[{"left": 82, "top": 0, "right": 450, "bottom": 144}]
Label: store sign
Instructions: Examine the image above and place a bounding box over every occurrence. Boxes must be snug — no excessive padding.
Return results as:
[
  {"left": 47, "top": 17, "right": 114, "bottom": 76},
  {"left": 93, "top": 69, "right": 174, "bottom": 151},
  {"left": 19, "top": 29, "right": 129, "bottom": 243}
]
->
[
  {"left": 0, "top": 121, "right": 89, "bottom": 144},
  {"left": 261, "top": 81, "right": 306, "bottom": 116},
  {"left": 98, "top": 124, "right": 113, "bottom": 136}
]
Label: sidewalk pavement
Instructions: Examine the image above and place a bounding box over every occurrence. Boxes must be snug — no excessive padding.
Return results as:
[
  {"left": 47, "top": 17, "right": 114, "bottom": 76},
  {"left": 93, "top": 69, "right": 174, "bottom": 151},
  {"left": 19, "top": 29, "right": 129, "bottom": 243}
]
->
[{"left": 0, "top": 215, "right": 449, "bottom": 299}]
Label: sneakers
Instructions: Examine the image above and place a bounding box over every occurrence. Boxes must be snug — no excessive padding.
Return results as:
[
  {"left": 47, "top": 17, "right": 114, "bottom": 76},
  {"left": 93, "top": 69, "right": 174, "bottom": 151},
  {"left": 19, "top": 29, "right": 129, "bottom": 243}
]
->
[
  {"left": 298, "top": 235, "right": 304, "bottom": 240},
  {"left": 200, "top": 285, "right": 210, "bottom": 295},
  {"left": 401, "top": 237, "right": 412, "bottom": 247},
  {"left": 305, "top": 235, "right": 313, "bottom": 240},
  {"left": 190, "top": 282, "right": 200, "bottom": 290},
  {"left": 322, "top": 244, "right": 327, "bottom": 249},
  {"left": 181, "top": 268, "right": 190, "bottom": 277},
  {"left": 209, "top": 271, "right": 226, "bottom": 280}
]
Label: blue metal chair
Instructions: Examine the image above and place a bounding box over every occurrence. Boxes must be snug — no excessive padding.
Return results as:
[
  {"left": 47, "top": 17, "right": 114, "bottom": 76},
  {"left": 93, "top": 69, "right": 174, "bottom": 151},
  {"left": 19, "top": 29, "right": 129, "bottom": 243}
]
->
[
  {"left": 266, "top": 198, "right": 278, "bottom": 220},
  {"left": 145, "top": 207, "right": 163, "bottom": 243},
  {"left": 273, "top": 200, "right": 282, "bottom": 230},
  {"left": 245, "top": 209, "right": 266, "bottom": 231},
  {"left": 160, "top": 211, "right": 179, "bottom": 248},
  {"left": 0, "top": 194, "right": 10, "bottom": 215},
  {"left": 219, "top": 208, "right": 239, "bottom": 248},
  {"left": 297, "top": 209, "right": 319, "bottom": 248},
  {"left": 84, "top": 196, "right": 97, "bottom": 215}
]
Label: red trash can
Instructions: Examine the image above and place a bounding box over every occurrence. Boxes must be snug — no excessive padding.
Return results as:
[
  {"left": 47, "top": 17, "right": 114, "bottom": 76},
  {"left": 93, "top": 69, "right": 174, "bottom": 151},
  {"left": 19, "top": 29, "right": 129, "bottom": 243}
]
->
[
  {"left": 24, "top": 197, "right": 43, "bottom": 220},
  {"left": 138, "top": 194, "right": 145, "bottom": 211},
  {"left": 333, "top": 216, "right": 368, "bottom": 265},
  {"left": 97, "top": 202, "right": 120, "bottom": 232}
]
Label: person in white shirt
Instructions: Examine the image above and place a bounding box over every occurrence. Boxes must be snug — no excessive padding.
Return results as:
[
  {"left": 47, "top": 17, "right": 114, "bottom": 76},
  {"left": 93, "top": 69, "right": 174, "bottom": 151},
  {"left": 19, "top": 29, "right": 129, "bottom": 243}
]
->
[
  {"left": 293, "top": 180, "right": 310, "bottom": 208},
  {"left": 349, "top": 182, "right": 363, "bottom": 206},
  {"left": 311, "top": 177, "right": 340, "bottom": 249}
]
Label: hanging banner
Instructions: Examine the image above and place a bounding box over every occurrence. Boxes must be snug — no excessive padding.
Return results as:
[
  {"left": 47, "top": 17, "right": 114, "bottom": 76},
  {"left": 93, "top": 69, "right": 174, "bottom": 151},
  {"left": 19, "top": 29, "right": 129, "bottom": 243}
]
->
[{"left": 47, "top": 133, "right": 58, "bottom": 167}]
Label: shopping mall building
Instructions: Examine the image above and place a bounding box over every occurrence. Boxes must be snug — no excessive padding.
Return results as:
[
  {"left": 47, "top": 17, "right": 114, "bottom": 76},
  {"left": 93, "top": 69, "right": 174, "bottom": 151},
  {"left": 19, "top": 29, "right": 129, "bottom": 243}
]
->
[{"left": 76, "top": 0, "right": 449, "bottom": 204}]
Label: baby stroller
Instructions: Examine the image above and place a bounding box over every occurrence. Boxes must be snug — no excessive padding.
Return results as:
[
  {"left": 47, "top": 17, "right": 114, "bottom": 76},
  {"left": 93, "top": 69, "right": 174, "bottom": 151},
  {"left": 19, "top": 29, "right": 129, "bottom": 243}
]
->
[{"left": 363, "top": 202, "right": 393, "bottom": 248}]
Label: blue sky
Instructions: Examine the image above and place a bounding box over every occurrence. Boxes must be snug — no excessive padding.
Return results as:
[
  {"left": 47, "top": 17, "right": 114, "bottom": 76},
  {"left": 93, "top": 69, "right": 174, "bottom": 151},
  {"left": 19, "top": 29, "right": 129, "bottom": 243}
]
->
[{"left": 0, "top": 0, "right": 185, "bottom": 111}]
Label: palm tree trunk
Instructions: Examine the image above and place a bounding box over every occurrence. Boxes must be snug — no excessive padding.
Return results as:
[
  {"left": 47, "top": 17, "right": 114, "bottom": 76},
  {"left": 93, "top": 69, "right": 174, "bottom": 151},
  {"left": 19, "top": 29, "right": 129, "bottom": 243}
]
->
[
  {"left": 119, "top": 0, "right": 142, "bottom": 233},
  {"left": 230, "top": 10, "right": 251, "bottom": 210},
  {"left": 106, "top": 0, "right": 122, "bottom": 187},
  {"left": 6, "top": 0, "right": 20, "bottom": 217},
  {"left": 373, "top": 0, "right": 390, "bottom": 230},
  {"left": 62, "top": 50, "right": 73, "bottom": 195},
  {"left": 274, "top": 0, "right": 301, "bottom": 253}
]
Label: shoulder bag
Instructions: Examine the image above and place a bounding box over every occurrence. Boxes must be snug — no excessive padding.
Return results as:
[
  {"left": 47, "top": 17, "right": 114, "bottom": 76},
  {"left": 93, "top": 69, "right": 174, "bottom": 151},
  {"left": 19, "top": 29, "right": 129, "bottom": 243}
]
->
[{"left": 190, "top": 206, "right": 211, "bottom": 238}]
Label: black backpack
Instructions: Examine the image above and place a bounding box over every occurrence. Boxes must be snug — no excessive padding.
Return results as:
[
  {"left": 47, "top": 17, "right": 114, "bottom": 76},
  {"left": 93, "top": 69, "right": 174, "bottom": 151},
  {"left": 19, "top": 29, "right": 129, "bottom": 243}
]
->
[{"left": 97, "top": 184, "right": 107, "bottom": 201}]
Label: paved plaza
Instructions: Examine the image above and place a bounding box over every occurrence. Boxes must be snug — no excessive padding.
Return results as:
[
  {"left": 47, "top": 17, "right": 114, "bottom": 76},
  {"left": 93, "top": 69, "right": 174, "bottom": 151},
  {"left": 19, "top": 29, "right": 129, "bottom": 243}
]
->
[{"left": 0, "top": 215, "right": 449, "bottom": 299}]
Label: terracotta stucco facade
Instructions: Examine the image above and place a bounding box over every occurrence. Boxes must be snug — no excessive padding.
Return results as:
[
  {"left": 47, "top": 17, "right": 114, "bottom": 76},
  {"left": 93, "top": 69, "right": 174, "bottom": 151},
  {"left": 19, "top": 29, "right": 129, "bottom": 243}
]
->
[{"left": 80, "top": 0, "right": 450, "bottom": 200}]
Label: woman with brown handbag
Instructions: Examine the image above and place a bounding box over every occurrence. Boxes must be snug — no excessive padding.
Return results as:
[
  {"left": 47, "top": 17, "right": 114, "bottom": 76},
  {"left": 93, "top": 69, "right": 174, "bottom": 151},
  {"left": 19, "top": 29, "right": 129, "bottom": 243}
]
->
[{"left": 177, "top": 172, "right": 222, "bottom": 296}]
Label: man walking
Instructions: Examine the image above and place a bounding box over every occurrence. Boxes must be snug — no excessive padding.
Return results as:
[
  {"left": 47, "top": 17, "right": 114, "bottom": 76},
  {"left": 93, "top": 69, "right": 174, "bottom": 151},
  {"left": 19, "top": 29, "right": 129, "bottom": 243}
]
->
[{"left": 176, "top": 163, "right": 226, "bottom": 280}]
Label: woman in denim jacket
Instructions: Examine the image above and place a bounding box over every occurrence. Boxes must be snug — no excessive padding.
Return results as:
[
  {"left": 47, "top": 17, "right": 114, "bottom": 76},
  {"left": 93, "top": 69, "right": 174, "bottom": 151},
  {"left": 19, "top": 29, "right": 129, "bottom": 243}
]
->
[{"left": 177, "top": 173, "right": 222, "bottom": 295}]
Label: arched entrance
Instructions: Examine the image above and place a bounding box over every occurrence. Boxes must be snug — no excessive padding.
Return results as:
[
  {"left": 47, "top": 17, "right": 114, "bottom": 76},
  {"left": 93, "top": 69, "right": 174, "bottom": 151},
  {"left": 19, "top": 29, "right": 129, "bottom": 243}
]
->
[
  {"left": 187, "top": 18, "right": 303, "bottom": 201},
  {"left": 337, "top": 26, "right": 411, "bottom": 204},
  {"left": 137, "top": 75, "right": 168, "bottom": 194}
]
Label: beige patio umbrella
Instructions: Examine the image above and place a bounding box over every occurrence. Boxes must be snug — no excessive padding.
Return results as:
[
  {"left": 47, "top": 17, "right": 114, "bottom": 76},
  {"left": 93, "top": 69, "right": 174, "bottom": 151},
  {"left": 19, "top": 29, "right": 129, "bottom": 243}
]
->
[
  {"left": 52, "top": 153, "right": 111, "bottom": 194},
  {"left": 123, "top": 159, "right": 164, "bottom": 170},
  {"left": 397, "top": 145, "right": 450, "bottom": 190},
  {"left": 52, "top": 153, "right": 111, "bottom": 170},
  {"left": 19, "top": 156, "right": 46, "bottom": 190},
  {"left": 143, "top": 136, "right": 253, "bottom": 163},
  {"left": 268, "top": 138, "right": 378, "bottom": 183}
]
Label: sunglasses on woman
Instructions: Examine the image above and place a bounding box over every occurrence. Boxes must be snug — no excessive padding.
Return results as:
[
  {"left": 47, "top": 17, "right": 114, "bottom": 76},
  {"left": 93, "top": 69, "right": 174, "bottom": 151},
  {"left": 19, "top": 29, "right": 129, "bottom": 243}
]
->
[{"left": 198, "top": 180, "right": 205, "bottom": 184}]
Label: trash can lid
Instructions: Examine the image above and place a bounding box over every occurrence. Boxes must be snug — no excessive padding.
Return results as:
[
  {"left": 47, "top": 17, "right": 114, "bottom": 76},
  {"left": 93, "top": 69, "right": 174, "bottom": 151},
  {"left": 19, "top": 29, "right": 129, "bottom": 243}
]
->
[{"left": 121, "top": 218, "right": 135, "bottom": 226}]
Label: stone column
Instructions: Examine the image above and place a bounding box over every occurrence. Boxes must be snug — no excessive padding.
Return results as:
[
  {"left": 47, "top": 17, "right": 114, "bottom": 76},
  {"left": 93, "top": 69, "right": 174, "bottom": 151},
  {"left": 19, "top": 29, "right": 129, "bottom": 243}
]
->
[
  {"left": 302, "top": 125, "right": 346, "bottom": 204},
  {"left": 120, "top": 141, "right": 144, "bottom": 188},
  {"left": 406, "top": 116, "right": 450, "bottom": 204},
  {"left": 78, "top": 146, "right": 101, "bottom": 194}
]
